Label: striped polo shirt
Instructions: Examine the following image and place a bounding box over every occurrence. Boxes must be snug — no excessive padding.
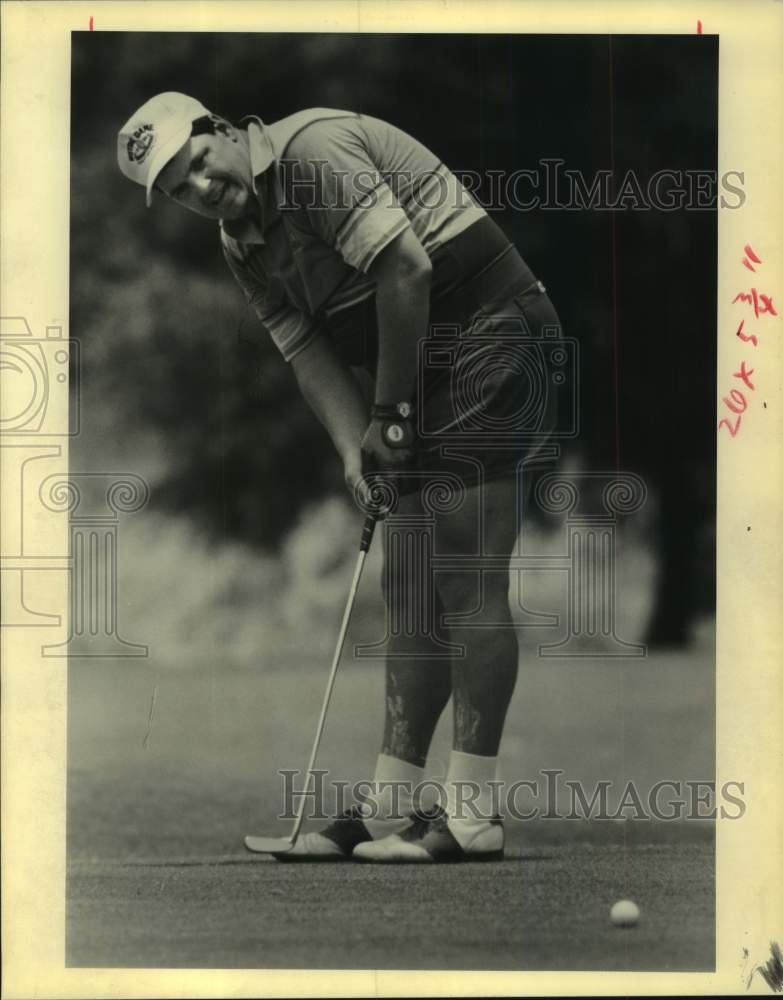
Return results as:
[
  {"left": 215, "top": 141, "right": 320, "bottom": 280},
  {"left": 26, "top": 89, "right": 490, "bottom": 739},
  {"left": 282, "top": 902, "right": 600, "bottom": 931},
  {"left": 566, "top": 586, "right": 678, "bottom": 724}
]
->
[{"left": 221, "top": 109, "right": 486, "bottom": 362}]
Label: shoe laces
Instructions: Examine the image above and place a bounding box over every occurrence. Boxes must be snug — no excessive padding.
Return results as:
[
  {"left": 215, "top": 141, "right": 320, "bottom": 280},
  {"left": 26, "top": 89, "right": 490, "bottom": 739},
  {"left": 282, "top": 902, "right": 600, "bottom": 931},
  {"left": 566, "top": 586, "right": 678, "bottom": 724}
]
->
[
  {"left": 319, "top": 804, "right": 368, "bottom": 836},
  {"left": 334, "top": 804, "right": 369, "bottom": 822},
  {"left": 402, "top": 804, "right": 446, "bottom": 841}
]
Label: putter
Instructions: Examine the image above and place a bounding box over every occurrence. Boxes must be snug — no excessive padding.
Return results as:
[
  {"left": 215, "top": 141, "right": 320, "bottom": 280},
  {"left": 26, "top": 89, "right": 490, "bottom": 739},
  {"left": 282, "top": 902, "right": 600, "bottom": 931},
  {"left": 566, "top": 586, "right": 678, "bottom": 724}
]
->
[{"left": 245, "top": 513, "right": 377, "bottom": 854}]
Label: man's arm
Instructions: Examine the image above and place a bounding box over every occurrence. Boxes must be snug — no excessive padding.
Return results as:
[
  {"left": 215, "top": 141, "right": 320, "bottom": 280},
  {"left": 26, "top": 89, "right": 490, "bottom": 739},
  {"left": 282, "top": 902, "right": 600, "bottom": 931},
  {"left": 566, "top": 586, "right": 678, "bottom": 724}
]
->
[
  {"left": 290, "top": 331, "right": 370, "bottom": 495},
  {"left": 367, "top": 227, "right": 432, "bottom": 407},
  {"left": 357, "top": 227, "right": 431, "bottom": 475}
]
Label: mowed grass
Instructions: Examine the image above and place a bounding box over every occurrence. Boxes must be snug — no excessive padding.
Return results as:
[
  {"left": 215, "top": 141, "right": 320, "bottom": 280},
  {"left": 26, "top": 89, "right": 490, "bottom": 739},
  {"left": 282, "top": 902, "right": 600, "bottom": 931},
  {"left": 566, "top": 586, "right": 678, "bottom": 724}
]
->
[
  {"left": 68, "top": 845, "right": 713, "bottom": 970},
  {"left": 67, "top": 634, "right": 715, "bottom": 970}
]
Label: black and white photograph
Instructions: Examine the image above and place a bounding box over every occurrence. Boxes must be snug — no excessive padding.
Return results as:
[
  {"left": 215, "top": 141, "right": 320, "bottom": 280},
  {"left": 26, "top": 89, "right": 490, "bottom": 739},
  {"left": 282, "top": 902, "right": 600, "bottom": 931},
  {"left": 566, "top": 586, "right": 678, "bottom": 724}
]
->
[
  {"left": 2, "top": 2, "right": 781, "bottom": 995},
  {"left": 67, "top": 27, "right": 720, "bottom": 970}
]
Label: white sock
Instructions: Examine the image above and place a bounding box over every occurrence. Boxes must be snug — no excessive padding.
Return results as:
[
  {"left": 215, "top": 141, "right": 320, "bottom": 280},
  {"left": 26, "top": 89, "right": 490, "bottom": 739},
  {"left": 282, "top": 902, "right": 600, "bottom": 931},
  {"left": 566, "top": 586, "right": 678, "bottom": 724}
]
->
[
  {"left": 361, "top": 754, "right": 423, "bottom": 840},
  {"left": 445, "top": 750, "right": 499, "bottom": 848}
]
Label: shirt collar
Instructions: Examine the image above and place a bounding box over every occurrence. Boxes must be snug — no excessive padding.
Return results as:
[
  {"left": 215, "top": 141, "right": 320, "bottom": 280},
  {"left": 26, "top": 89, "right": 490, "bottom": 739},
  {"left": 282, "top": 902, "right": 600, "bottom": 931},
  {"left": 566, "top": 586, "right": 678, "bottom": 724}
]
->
[
  {"left": 220, "top": 117, "right": 276, "bottom": 244},
  {"left": 244, "top": 116, "right": 276, "bottom": 178}
]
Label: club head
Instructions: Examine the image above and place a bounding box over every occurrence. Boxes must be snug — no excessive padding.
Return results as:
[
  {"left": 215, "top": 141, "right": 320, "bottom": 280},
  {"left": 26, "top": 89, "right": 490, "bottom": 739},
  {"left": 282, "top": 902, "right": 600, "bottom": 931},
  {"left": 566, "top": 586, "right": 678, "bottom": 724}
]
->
[{"left": 244, "top": 834, "right": 296, "bottom": 854}]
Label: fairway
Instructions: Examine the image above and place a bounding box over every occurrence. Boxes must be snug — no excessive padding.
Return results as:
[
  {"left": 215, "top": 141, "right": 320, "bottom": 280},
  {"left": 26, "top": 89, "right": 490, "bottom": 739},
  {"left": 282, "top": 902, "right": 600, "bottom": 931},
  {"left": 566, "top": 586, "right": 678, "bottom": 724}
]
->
[{"left": 67, "top": 641, "right": 715, "bottom": 970}]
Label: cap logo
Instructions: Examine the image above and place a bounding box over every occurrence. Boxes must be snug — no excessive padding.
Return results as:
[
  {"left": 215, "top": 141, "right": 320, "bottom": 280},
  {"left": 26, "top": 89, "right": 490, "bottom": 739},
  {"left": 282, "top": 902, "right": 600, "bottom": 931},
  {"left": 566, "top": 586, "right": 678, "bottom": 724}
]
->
[{"left": 126, "top": 123, "right": 155, "bottom": 164}]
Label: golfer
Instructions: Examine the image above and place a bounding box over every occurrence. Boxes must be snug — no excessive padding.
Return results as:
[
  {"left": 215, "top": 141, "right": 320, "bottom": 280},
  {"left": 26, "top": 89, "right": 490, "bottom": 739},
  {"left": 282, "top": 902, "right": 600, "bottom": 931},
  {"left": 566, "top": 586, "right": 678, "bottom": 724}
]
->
[{"left": 118, "top": 93, "right": 561, "bottom": 862}]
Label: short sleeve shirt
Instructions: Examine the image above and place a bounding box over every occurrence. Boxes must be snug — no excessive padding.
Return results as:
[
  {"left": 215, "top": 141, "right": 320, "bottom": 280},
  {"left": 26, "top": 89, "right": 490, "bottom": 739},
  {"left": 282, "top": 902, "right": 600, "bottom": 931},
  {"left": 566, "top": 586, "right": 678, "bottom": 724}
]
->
[{"left": 221, "top": 109, "right": 486, "bottom": 361}]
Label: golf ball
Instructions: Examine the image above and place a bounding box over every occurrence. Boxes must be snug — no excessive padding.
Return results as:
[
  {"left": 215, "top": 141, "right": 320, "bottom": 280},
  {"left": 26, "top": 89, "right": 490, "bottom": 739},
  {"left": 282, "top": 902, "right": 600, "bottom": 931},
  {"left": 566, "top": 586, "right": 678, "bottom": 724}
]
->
[{"left": 610, "top": 899, "right": 640, "bottom": 927}]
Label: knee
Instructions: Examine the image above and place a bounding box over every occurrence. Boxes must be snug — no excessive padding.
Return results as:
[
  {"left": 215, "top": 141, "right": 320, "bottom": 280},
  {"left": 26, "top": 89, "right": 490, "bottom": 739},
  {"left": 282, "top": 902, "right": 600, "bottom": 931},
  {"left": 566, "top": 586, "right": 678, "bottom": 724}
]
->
[
  {"left": 437, "top": 570, "right": 510, "bottom": 620},
  {"left": 436, "top": 573, "right": 475, "bottom": 615},
  {"left": 380, "top": 560, "right": 393, "bottom": 608},
  {"left": 380, "top": 554, "right": 412, "bottom": 609}
]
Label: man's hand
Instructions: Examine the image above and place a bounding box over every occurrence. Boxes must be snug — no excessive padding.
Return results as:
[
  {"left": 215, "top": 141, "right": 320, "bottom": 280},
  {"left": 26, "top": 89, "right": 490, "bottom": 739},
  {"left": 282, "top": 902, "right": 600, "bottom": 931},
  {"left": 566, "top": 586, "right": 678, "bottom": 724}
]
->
[
  {"left": 360, "top": 417, "right": 415, "bottom": 475},
  {"left": 344, "top": 439, "right": 401, "bottom": 517},
  {"left": 344, "top": 449, "right": 371, "bottom": 509},
  {"left": 353, "top": 418, "right": 417, "bottom": 518}
]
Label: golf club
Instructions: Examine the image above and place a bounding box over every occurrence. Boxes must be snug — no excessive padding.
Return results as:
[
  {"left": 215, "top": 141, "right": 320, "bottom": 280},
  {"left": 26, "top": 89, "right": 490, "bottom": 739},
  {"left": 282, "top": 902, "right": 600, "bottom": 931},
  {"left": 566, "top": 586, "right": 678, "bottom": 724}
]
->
[{"left": 245, "top": 512, "right": 377, "bottom": 853}]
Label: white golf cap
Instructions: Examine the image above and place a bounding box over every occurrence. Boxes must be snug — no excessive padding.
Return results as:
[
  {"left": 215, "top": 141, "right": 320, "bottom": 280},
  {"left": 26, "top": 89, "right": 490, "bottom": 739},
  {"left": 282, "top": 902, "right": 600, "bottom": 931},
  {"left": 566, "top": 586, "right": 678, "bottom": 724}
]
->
[{"left": 117, "top": 92, "right": 210, "bottom": 206}]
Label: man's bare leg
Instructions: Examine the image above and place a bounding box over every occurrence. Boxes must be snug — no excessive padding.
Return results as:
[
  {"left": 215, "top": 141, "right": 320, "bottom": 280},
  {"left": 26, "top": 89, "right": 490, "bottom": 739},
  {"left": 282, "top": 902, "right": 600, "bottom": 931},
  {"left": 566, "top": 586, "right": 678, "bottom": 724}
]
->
[
  {"left": 353, "top": 474, "right": 522, "bottom": 861},
  {"left": 361, "top": 488, "right": 453, "bottom": 834},
  {"left": 433, "top": 475, "right": 519, "bottom": 846},
  {"left": 436, "top": 476, "right": 521, "bottom": 757},
  {"left": 378, "top": 487, "right": 454, "bottom": 766}
]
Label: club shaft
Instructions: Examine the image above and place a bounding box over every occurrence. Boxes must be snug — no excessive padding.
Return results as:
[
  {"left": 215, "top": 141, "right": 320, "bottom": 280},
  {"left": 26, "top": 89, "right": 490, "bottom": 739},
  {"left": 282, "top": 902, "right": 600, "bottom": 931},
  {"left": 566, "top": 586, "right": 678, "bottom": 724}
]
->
[{"left": 290, "top": 542, "right": 370, "bottom": 841}]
